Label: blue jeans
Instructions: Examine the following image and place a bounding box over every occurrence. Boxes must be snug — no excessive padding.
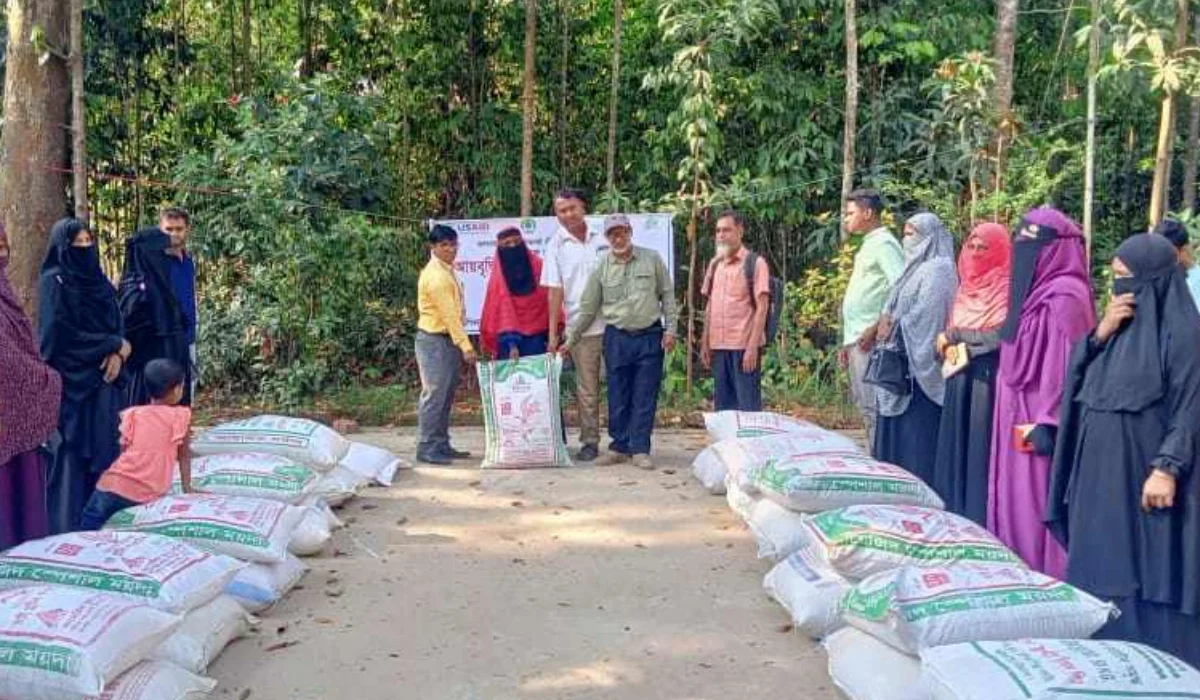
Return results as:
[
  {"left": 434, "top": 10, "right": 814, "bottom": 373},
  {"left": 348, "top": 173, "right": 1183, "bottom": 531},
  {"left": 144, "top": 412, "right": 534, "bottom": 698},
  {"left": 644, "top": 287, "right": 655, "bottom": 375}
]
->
[
  {"left": 604, "top": 324, "right": 664, "bottom": 455},
  {"left": 713, "top": 349, "right": 763, "bottom": 412},
  {"left": 415, "top": 331, "right": 463, "bottom": 457},
  {"left": 80, "top": 489, "right": 139, "bottom": 530},
  {"left": 496, "top": 332, "right": 549, "bottom": 359}
]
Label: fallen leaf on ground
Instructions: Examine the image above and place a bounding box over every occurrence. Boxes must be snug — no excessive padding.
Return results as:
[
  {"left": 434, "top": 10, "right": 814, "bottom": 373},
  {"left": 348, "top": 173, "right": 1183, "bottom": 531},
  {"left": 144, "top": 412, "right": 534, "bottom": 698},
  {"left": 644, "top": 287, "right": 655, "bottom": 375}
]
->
[
  {"left": 360, "top": 504, "right": 378, "bottom": 511},
  {"left": 238, "top": 689, "right": 252, "bottom": 700},
  {"left": 396, "top": 517, "right": 409, "bottom": 525},
  {"left": 511, "top": 501, "right": 524, "bottom": 508},
  {"left": 265, "top": 641, "right": 299, "bottom": 652},
  {"left": 778, "top": 623, "right": 795, "bottom": 633},
  {"left": 315, "top": 617, "right": 335, "bottom": 625},
  {"left": 662, "top": 469, "right": 676, "bottom": 475}
]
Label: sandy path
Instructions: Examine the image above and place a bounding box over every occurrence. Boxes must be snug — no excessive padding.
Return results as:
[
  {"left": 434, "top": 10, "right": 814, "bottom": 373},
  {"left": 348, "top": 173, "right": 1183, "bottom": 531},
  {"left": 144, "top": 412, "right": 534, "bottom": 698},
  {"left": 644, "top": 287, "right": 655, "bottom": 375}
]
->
[{"left": 208, "top": 428, "right": 837, "bottom": 700}]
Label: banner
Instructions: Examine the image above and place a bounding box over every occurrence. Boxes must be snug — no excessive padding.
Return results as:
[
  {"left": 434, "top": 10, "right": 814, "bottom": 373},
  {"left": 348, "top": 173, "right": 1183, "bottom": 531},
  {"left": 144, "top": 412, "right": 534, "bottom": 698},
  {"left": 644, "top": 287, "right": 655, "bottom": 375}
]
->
[{"left": 433, "top": 214, "right": 675, "bottom": 333}]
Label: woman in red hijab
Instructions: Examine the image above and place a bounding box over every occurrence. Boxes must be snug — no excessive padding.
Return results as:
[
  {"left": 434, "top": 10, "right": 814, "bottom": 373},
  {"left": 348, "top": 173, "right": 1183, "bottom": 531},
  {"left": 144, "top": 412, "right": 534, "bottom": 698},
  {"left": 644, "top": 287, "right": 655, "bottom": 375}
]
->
[
  {"left": 930, "top": 222, "right": 1011, "bottom": 525},
  {"left": 0, "top": 223, "right": 62, "bottom": 548},
  {"left": 479, "top": 228, "right": 560, "bottom": 360}
]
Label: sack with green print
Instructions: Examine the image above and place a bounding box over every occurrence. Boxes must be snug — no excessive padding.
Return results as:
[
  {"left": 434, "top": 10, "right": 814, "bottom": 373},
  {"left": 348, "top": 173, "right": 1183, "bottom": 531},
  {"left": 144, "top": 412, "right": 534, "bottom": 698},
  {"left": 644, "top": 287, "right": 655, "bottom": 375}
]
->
[
  {"left": 798, "top": 505, "right": 1022, "bottom": 580},
  {"left": 703, "top": 411, "right": 821, "bottom": 442},
  {"left": 737, "top": 449, "right": 943, "bottom": 513},
  {"left": 0, "top": 585, "right": 182, "bottom": 700},
  {"left": 0, "top": 531, "right": 243, "bottom": 613},
  {"left": 477, "top": 354, "right": 571, "bottom": 469},
  {"left": 192, "top": 415, "right": 350, "bottom": 472},
  {"left": 841, "top": 563, "right": 1115, "bottom": 654},
  {"left": 104, "top": 495, "right": 305, "bottom": 564},
  {"left": 173, "top": 453, "right": 319, "bottom": 504},
  {"left": 921, "top": 639, "right": 1200, "bottom": 700}
]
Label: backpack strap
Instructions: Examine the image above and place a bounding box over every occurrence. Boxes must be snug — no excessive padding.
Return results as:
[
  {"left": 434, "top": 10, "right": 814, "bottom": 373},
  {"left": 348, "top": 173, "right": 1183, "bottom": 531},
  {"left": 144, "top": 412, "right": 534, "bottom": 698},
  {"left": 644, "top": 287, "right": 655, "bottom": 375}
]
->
[{"left": 743, "top": 251, "right": 760, "bottom": 310}]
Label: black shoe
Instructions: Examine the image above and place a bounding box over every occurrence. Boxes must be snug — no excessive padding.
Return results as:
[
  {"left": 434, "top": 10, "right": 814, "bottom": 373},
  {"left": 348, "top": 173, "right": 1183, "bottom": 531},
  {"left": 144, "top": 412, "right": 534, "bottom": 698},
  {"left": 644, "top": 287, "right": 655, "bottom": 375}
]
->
[
  {"left": 440, "top": 446, "right": 472, "bottom": 460},
  {"left": 576, "top": 444, "right": 599, "bottom": 462},
  {"left": 416, "top": 452, "right": 453, "bottom": 466}
]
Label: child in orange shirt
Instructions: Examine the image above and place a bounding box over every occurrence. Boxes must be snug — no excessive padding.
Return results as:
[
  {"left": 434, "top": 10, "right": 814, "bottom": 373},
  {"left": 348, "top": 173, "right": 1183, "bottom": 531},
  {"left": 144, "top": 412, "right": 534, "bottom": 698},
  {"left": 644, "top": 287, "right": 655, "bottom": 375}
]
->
[{"left": 80, "top": 359, "right": 194, "bottom": 530}]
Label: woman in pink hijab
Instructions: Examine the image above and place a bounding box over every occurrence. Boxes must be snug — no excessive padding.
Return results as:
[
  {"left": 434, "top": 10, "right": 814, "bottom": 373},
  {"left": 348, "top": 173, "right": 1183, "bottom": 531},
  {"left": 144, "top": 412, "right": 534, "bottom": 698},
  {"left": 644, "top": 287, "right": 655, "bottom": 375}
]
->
[
  {"left": 988, "top": 207, "right": 1094, "bottom": 576},
  {"left": 0, "top": 224, "right": 62, "bottom": 548},
  {"left": 931, "top": 222, "right": 1011, "bottom": 526}
]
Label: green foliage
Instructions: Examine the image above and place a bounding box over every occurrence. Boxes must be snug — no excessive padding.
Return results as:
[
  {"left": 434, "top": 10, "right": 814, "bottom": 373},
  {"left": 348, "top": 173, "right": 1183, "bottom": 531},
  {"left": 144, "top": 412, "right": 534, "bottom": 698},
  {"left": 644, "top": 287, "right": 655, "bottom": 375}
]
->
[{"left": 174, "top": 79, "right": 419, "bottom": 406}]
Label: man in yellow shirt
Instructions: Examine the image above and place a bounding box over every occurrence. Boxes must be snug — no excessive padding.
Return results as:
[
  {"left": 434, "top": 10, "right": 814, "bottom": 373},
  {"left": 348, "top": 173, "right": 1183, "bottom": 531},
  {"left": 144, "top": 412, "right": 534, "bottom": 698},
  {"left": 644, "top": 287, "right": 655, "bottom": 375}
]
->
[{"left": 416, "top": 225, "right": 477, "bottom": 465}]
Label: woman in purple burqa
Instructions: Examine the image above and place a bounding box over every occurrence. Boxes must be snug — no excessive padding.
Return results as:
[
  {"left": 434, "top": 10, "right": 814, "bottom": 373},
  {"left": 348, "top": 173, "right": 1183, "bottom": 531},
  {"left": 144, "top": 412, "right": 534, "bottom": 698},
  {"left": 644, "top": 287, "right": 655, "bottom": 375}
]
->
[
  {"left": 988, "top": 207, "right": 1094, "bottom": 577},
  {"left": 0, "top": 224, "right": 62, "bottom": 549}
]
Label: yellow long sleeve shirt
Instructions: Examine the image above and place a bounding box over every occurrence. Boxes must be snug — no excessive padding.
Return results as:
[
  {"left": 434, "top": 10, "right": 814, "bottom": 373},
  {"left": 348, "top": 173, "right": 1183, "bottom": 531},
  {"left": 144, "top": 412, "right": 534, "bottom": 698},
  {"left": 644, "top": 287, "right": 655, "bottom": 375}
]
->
[{"left": 417, "top": 257, "right": 472, "bottom": 353}]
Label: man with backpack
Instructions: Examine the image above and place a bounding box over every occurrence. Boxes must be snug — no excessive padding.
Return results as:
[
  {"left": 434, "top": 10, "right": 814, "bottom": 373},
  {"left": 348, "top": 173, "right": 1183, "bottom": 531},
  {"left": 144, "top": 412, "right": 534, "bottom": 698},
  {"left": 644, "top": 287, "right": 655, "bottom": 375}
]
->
[{"left": 701, "top": 210, "right": 779, "bottom": 412}]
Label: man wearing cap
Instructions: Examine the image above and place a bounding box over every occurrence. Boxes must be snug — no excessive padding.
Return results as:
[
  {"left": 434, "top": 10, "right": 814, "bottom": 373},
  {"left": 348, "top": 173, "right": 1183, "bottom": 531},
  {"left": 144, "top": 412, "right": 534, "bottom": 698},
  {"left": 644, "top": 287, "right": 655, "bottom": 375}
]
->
[
  {"left": 561, "top": 214, "right": 677, "bottom": 470},
  {"left": 415, "top": 224, "right": 477, "bottom": 466}
]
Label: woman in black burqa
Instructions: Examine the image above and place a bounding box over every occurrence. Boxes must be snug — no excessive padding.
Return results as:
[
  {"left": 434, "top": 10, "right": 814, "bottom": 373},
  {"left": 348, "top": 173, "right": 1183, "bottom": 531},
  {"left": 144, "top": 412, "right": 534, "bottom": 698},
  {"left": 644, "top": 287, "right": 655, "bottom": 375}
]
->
[
  {"left": 1048, "top": 233, "right": 1200, "bottom": 666},
  {"left": 38, "top": 218, "right": 130, "bottom": 533},
  {"left": 119, "top": 227, "right": 192, "bottom": 406}
]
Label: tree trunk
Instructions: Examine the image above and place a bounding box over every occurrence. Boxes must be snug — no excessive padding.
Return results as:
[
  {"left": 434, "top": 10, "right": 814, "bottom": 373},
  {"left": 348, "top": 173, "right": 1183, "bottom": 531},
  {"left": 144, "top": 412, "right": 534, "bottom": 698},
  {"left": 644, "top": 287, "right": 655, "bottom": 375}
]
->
[
  {"left": 993, "top": 0, "right": 1020, "bottom": 118},
  {"left": 1, "top": 0, "right": 72, "bottom": 317},
  {"left": 605, "top": 0, "right": 623, "bottom": 194},
  {"left": 299, "top": 0, "right": 314, "bottom": 78},
  {"left": 520, "top": 0, "right": 537, "bottom": 216},
  {"left": 558, "top": 0, "right": 570, "bottom": 186},
  {"left": 840, "top": 0, "right": 858, "bottom": 241},
  {"left": 1149, "top": 0, "right": 1189, "bottom": 226},
  {"left": 1185, "top": 14, "right": 1200, "bottom": 213},
  {"left": 1083, "top": 0, "right": 1100, "bottom": 253},
  {"left": 228, "top": 0, "right": 239, "bottom": 93},
  {"left": 70, "top": 0, "right": 88, "bottom": 220},
  {"left": 241, "top": 0, "right": 253, "bottom": 92}
]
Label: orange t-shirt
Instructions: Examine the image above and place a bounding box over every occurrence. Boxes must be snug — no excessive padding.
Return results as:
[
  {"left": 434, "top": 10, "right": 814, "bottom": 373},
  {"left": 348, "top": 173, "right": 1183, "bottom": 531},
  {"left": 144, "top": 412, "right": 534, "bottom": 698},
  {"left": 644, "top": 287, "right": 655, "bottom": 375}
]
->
[{"left": 96, "top": 405, "right": 192, "bottom": 503}]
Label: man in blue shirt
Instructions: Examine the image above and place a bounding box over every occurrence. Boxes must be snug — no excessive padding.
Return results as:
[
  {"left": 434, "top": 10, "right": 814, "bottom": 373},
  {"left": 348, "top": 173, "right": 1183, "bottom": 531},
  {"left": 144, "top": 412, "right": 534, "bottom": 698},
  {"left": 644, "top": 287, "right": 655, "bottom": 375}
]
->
[
  {"left": 161, "top": 208, "right": 198, "bottom": 401},
  {"left": 1155, "top": 219, "right": 1200, "bottom": 312}
]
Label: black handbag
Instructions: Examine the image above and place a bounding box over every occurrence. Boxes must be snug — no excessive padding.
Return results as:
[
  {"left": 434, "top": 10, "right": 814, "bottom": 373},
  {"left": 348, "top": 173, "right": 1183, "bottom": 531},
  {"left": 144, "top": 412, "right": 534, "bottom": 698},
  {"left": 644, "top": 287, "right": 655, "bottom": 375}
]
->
[{"left": 864, "top": 326, "right": 911, "bottom": 396}]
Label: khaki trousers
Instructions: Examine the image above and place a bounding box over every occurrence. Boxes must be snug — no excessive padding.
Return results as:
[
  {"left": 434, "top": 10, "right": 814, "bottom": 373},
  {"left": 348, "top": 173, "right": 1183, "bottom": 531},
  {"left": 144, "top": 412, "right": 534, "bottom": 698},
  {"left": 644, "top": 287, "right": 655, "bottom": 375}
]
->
[{"left": 570, "top": 334, "right": 604, "bottom": 447}]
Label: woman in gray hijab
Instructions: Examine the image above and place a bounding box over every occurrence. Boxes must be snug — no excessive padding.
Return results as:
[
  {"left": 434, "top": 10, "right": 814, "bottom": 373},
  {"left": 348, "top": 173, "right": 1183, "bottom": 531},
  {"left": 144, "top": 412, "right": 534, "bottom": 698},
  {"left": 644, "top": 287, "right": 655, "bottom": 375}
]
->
[{"left": 872, "top": 212, "right": 958, "bottom": 483}]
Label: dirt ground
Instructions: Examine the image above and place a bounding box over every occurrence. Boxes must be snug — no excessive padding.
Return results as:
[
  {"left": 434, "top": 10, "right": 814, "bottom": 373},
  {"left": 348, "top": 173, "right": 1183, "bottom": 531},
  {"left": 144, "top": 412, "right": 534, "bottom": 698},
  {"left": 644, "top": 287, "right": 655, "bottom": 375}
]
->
[{"left": 208, "top": 428, "right": 840, "bottom": 700}]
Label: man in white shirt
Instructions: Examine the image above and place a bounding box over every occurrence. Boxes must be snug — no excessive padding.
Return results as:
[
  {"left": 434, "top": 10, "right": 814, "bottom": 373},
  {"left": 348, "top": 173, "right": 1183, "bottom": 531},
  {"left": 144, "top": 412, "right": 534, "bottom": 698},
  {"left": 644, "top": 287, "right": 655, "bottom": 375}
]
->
[{"left": 542, "top": 189, "right": 606, "bottom": 461}]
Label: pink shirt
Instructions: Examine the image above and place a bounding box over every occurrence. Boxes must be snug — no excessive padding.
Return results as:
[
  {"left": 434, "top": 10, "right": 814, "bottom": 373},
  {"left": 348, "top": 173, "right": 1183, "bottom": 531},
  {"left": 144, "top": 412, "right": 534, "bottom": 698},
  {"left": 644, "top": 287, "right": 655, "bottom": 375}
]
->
[
  {"left": 97, "top": 405, "right": 192, "bottom": 503},
  {"left": 702, "top": 248, "right": 770, "bottom": 351}
]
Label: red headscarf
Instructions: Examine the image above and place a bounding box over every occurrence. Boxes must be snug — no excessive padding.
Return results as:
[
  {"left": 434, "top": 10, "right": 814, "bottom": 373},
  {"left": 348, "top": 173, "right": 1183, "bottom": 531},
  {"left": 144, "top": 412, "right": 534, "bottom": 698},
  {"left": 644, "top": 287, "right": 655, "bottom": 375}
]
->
[
  {"left": 950, "top": 222, "right": 1011, "bottom": 331},
  {"left": 478, "top": 238, "right": 560, "bottom": 357}
]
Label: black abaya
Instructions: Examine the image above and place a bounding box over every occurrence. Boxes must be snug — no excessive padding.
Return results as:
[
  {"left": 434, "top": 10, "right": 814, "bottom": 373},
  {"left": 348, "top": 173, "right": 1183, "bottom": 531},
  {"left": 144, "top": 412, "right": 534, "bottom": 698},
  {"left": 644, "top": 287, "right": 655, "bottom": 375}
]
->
[
  {"left": 873, "top": 383, "right": 941, "bottom": 487},
  {"left": 932, "top": 346, "right": 999, "bottom": 526},
  {"left": 119, "top": 228, "right": 192, "bottom": 406},
  {"left": 1047, "top": 234, "right": 1200, "bottom": 667}
]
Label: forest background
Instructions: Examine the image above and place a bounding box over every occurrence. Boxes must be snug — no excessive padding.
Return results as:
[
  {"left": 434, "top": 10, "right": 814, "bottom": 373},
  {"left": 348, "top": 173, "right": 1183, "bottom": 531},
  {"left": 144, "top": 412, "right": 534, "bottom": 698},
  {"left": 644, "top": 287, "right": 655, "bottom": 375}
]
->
[{"left": 1, "top": 0, "right": 1197, "bottom": 426}]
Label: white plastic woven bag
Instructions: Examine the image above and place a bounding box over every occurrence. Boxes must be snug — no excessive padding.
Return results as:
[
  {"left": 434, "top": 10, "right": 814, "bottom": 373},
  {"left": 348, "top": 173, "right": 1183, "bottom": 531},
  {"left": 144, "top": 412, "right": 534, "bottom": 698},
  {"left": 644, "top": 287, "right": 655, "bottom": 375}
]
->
[
  {"left": 702, "top": 411, "right": 819, "bottom": 442},
  {"left": 151, "top": 595, "right": 249, "bottom": 674},
  {"left": 737, "top": 450, "right": 944, "bottom": 512},
  {"left": 224, "top": 555, "right": 308, "bottom": 613},
  {"left": 191, "top": 416, "right": 350, "bottom": 471},
  {"left": 0, "top": 586, "right": 182, "bottom": 700},
  {"left": 91, "top": 660, "right": 216, "bottom": 700},
  {"left": 692, "top": 445, "right": 728, "bottom": 495},
  {"left": 798, "top": 505, "right": 1022, "bottom": 580},
  {"left": 339, "top": 441, "right": 406, "bottom": 485},
  {"left": 311, "top": 466, "right": 370, "bottom": 507},
  {"left": 921, "top": 639, "right": 1200, "bottom": 700},
  {"left": 175, "top": 453, "right": 319, "bottom": 504},
  {"left": 104, "top": 495, "right": 305, "bottom": 564},
  {"left": 825, "top": 628, "right": 931, "bottom": 700},
  {"left": 764, "top": 548, "right": 851, "bottom": 639},
  {"left": 746, "top": 498, "right": 810, "bottom": 561},
  {"left": 0, "top": 531, "right": 243, "bottom": 613},
  {"left": 288, "top": 507, "right": 332, "bottom": 556},
  {"left": 841, "top": 563, "right": 1116, "bottom": 654},
  {"left": 478, "top": 354, "right": 572, "bottom": 469}
]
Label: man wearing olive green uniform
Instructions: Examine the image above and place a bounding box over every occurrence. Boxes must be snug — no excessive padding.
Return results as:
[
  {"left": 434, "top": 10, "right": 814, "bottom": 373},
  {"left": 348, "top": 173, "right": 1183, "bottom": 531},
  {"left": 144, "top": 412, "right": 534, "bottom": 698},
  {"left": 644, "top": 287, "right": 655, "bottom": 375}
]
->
[{"left": 562, "top": 214, "right": 677, "bottom": 470}]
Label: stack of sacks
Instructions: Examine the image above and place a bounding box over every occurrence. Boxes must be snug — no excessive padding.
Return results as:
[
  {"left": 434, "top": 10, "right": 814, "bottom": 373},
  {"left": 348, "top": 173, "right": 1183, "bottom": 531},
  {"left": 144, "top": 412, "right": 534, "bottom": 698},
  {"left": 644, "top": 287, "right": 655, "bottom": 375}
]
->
[
  {"left": 190, "top": 416, "right": 408, "bottom": 555},
  {"left": 0, "top": 532, "right": 255, "bottom": 697},
  {"left": 695, "top": 411, "right": 860, "bottom": 494},
  {"left": 0, "top": 585, "right": 185, "bottom": 700},
  {"left": 716, "top": 435, "right": 944, "bottom": 563}
]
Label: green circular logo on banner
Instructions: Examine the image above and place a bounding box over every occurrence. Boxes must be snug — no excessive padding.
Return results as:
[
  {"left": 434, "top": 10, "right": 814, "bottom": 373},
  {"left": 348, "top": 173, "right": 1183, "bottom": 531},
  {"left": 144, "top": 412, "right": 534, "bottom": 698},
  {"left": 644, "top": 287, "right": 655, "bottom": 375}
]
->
[{"left": 521, "top": 218, "right": 536, "bottom": 232}]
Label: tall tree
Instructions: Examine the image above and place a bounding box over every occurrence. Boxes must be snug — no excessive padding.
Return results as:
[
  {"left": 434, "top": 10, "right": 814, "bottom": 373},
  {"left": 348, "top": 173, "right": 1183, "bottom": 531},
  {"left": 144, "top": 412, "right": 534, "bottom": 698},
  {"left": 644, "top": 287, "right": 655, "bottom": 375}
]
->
[
  {"left": 1148, "top": 0, "right": 1189, "bottom": 226},
  {"left": 993, "top": 0, "right": 1019, "bottom": 117},
  {"left": 520, "top": 0, "right": 538, "bottom": 216},
  {"left": 1, "top": 0, "right": 72, "bottom": 316},
  {"left": 70, "top": 0, "right": 88, "bottom": 219},
  {"left": 1084, "top": 0, "right": 1101, "bottom": 250},
  {"left": 1184, "top": 13, "right": 1200, "bottom": 214},
  {"left": 606, "top": 0, "right": 624, "bottom": 194},
  {"left": 840, "top": 0, "right": 858, "bottom": 239}
]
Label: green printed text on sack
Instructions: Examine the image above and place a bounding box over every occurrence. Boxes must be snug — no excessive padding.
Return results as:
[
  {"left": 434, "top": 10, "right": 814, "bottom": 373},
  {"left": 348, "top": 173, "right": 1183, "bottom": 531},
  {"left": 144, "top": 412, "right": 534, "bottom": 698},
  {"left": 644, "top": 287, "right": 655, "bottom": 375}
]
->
[
  {"left": 0, "top": 640, "right": 83, "bottom": 677},
  {"left": 0, "top": 562, "right": 162, "bottom": 598}
]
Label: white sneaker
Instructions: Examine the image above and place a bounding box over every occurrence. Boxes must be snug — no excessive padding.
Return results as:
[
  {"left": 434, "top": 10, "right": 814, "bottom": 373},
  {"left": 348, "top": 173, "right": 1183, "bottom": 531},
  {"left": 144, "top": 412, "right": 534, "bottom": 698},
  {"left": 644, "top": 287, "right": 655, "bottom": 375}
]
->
[{"left": 632, "top": 454, "right": 654, "bottom": 470}]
